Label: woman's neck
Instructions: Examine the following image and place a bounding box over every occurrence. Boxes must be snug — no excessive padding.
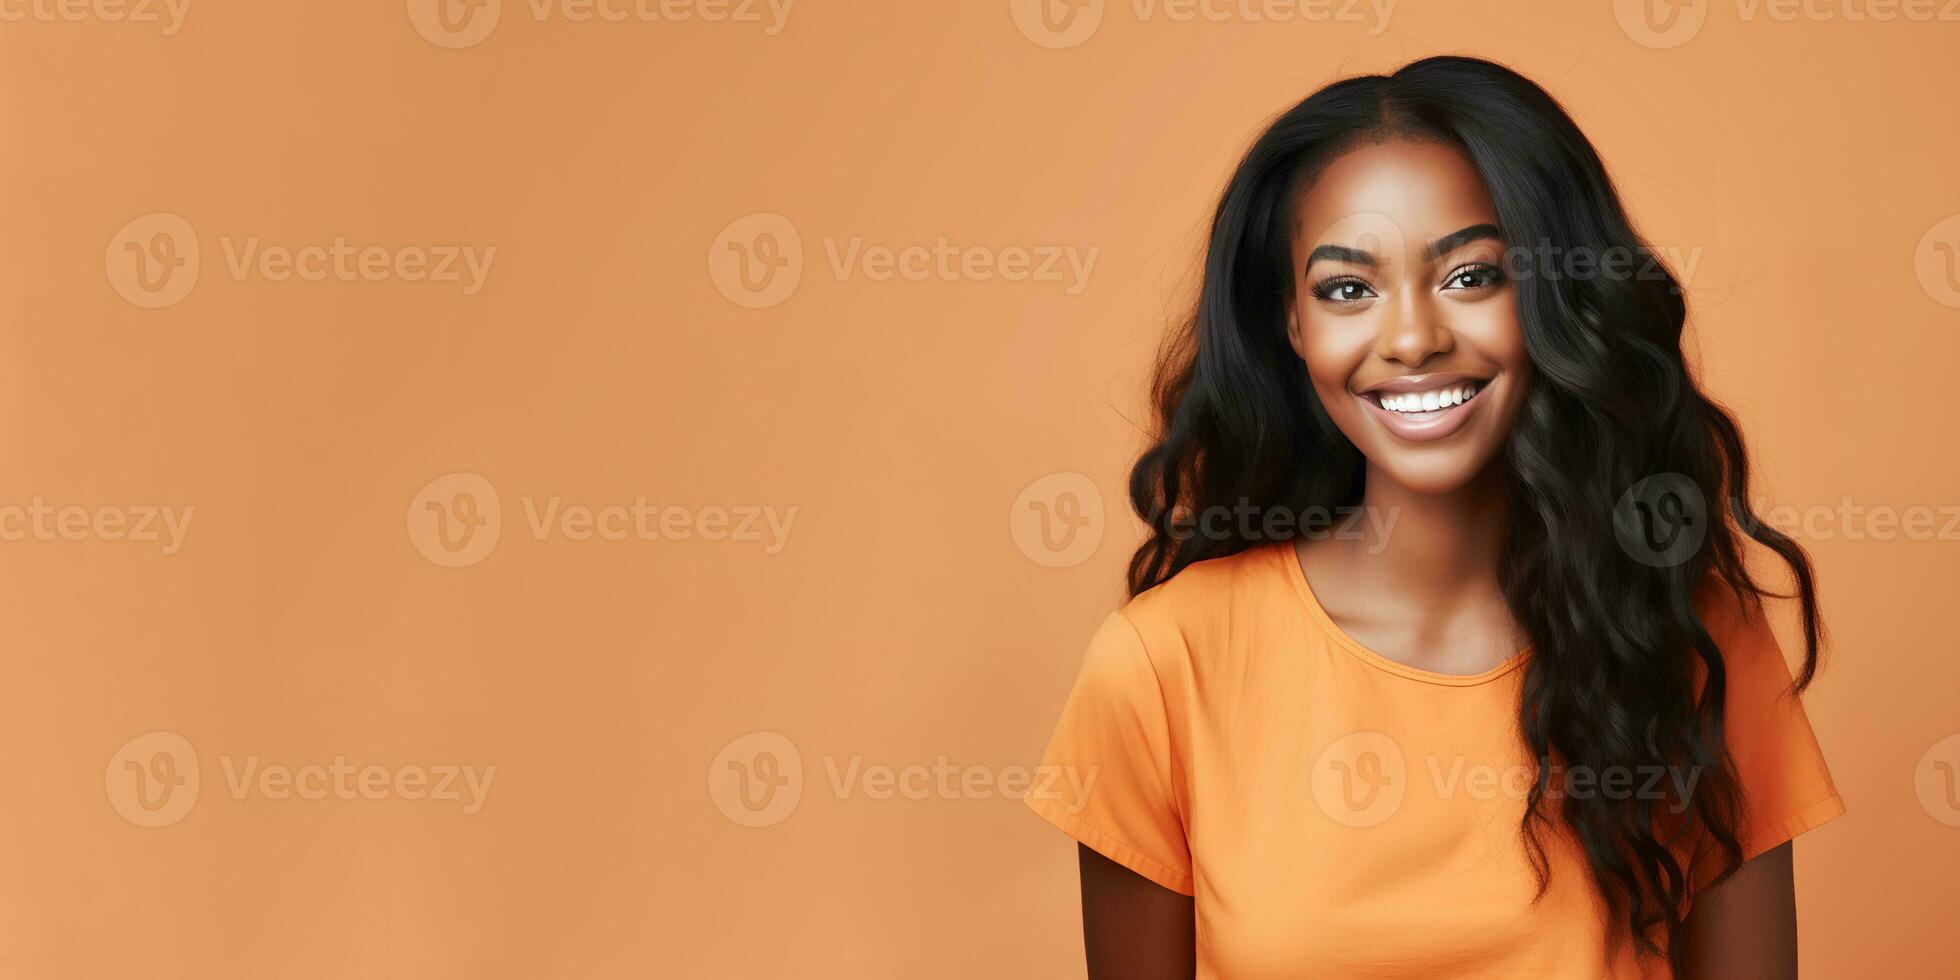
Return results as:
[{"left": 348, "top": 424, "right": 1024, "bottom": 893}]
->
[{"left": 1345, "top": 463, "right": 1509, "bottom": 601}]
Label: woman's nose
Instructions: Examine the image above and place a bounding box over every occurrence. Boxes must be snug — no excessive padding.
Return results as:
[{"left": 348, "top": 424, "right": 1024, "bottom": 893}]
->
[{"left": 1372, "top": 289, "right": 1454, "bottom": 369}]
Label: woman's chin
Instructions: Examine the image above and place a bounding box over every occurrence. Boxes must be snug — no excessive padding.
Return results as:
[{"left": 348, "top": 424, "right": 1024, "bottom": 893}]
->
[{"left": 1365, "top": 451, "right": 1502, "bottom": 498}]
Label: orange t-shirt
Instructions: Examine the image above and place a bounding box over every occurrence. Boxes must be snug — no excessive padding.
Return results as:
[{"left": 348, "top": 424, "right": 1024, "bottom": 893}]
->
[{"left": 1028, "top": 541, "right": 1844, "bottom": 979}]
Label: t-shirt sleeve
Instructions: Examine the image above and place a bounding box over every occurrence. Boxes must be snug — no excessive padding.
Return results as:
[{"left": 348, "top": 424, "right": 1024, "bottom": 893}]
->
[
  {"left": 1705, "top": 591, "right": 1846, "bottom": 864},
  {"left": 1026, "top": 610, "right": 1194, "bottom": 895}
]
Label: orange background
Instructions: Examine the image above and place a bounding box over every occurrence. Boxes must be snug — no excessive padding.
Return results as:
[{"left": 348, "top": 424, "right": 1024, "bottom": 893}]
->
[{"left": 2, "top": 1, "right": 1955, "bottom": 977}]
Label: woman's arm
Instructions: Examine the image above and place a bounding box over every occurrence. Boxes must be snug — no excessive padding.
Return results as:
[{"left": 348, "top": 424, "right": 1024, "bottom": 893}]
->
[
  {"left": 1077, "top": 844, "right": 1196, "bottom": 980},
  {"left": 1677, "top": 841, "right": 1798, "bottom": 979}
]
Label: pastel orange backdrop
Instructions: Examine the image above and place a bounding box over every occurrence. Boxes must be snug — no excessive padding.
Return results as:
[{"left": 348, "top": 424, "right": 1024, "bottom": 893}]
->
[{"left": 1, "top": 1, "right": 1953, "bottom": 977}]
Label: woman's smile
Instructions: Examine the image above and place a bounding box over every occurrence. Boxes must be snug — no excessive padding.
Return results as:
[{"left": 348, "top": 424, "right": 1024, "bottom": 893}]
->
[{"left": 1355, "top": 371, "right": 1496, "bottom": 442}]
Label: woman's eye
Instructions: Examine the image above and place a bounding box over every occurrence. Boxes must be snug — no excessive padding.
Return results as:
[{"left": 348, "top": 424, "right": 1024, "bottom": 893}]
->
[
  {"left": 1444, "top": 265, "right": 1504, "bottom": 290},
  {"left": 1314, "top": 278, "right": 1374, "bottom": 303}
]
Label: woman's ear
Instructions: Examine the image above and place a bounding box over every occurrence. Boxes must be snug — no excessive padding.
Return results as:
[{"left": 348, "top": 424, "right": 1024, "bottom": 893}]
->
[{"left": 1286, "top": 304, "right": 1309, "bottom": 362}]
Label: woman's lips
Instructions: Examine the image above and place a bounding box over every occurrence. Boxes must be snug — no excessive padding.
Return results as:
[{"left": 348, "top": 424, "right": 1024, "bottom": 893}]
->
[{"left": 1357, "top": 379, "right": 1491, "bottom": 443}]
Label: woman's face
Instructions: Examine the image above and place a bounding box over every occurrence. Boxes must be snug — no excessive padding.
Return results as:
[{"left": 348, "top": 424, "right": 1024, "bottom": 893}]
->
[{"left": 1287, "top": 138, "right": 1531, "bottom": 496}]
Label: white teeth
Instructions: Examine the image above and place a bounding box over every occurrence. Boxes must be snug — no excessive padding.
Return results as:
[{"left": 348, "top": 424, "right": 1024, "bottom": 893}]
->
[{"left": 1375, "top": 381, "right": 1483, "bottom": 414}]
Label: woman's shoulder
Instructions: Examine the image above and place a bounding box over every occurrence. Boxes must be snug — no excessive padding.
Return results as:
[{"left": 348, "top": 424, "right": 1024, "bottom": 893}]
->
[
  {"left": 1686, "top": 574, "right": 1822, "bottom": 707},
  {"left": 1116, "top": 542, "right": 1297, "bottom": 655},
  {"left": 1690, "top": 576, "right": 1784, "bottom": 653}
]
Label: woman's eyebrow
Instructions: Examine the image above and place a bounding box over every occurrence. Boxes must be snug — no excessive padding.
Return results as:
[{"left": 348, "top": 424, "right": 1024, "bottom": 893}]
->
[
  {"left": 1303, "top": 223, "right": 1501, "bottom": 271},
  {"left": 1422, "top": 223, "right": 1502, "bottom": 261},
  {"left": 1304, "top": 242, "right": 1379, "bottom": 270}
]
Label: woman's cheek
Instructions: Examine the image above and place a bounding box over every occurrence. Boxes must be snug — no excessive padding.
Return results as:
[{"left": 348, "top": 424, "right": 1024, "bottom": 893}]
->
[{"left": 1298, "top": 317, "right": 1373, "bottom": 436}]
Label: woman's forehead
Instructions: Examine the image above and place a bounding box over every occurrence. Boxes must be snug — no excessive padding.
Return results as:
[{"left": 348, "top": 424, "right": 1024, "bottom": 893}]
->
[{"left": 1294, "top": 140, "right": 1498, "bottom": 252}]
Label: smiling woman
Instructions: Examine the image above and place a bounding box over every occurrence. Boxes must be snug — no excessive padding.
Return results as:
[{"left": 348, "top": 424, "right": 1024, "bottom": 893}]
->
[
  {"left": 1287, "top": 143, "right": 1528, "bottom": 492},
  {"left": 1027, "top": 56, "right": 1842, "bottom": 979}
]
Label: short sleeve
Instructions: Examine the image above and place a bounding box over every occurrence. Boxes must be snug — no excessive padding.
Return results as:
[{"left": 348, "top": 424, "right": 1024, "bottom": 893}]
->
[
  {"left": 1703, "top": 591, "right": 1846, "bottom": 864},
  {"left": 1026, "top": 610, "right": 1194, "bottom": 895}
]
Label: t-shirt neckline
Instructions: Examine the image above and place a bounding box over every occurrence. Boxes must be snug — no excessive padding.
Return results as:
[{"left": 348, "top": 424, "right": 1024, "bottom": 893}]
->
[{"left": 1273, "top": 541, "right": 1530, "bottom": 687}]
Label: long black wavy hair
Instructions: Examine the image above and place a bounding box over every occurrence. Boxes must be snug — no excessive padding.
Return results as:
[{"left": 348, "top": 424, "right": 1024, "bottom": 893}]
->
[{"left": 1127, "top": 55, "right": 1820, "bottom": 965}]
